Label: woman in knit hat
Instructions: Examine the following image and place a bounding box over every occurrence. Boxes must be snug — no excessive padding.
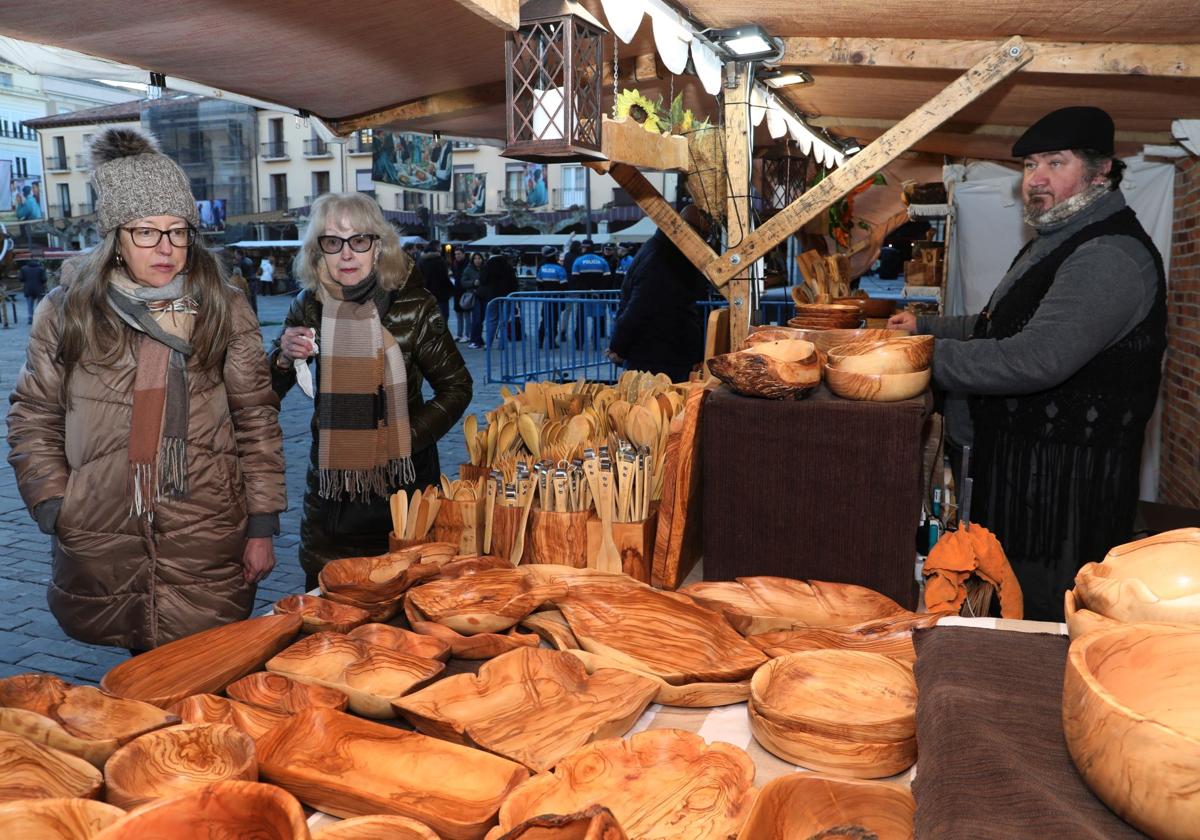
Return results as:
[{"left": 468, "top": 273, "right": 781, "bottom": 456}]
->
[{"left": 6, "top": 127, "right": 286, "bottom": 651}]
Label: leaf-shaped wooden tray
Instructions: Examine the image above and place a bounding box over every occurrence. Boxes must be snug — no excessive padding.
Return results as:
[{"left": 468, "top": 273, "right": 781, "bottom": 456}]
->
[
  {"left": 274, "top": 594, "right": 371, "bottom": 635},
  {"left": 313, "top": 814, "right": 440, "bottom": 840},
  {"left": 486, "top": 729, "right": 755, "bottom": 840},
  {"left": 736, "top": 772, "right": 915, "bottom": 840},
  {"left": 748, "top": 612, "right": 944, "bottom": 664},
  {"left": 520, "top": 609, "right": 582, "bottom": 651},
  {"left": 394, "top": 647, "right": 658, "bottom": 772},
  {"left": 405, "top": 568, "right": 567, "bottom": 635},
  {"left": 348, "top": 623, "right": 451, "bottom": 661},
  {"left": 102, "top": 723, "right": 257, "bottom": 810},
  {"left": 0, "top": 730, "right": 103, "bottom": 802},
  {"left": 319, "top": 543, "right": 458, "bottom": 620},
  {"left": 0, "top": 674, "right": 178, "bottom": 767},
  {"left": 257, "top": 707, "right": 530, "bottom": 840},
  {"left": 226, "top": 672, "right": 349, "bottom": 714},
  {"left": 565, "top": 649, "right": 751, "bottom": 709},
  {"left": 91, "top": 780, "right": 309, "bottom": 840},
  {"left": 100, "top": 614, "right": 302, "bottom": 709},
  {"left": 408, "top": 619, "right": 541, "bottom": 661},
  {"left": 678, "top": 577, "right": 911, "bottom": 635},
  {"left": 495, "top": 805, "right": 627, "bottom": 840},
  {"left": 267, "top": 631, "right": 444, "bottom": 719},
  {"left": 0, "top": 797, "right": 125, "bottom": 839},
  {"left": 169, "top": 694, "right": 288, "bottom": 746},
  {"left": 553, "top": 583, "right": 767, "bottom": 684}
]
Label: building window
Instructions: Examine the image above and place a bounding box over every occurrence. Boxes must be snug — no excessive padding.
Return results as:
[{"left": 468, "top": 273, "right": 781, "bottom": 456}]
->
[
  {"left": 50, "top": 136, "right": 68, "bottom": 170},
  {"left": 560, "top": 165, "right": 587, "bottom": 208},
  {"left": 452, "top": 166, "right": 474, "bottom": 211},
  {"left": 310, "top": 171, "right": 330, "bottom": 203},
  {"left": 402, "top": 190, "right": 426, "bottom": 211},
  {"left": 504, "top": 164, "right": 525, "bottom": 203},
  {"left": 268, "top": 173, "right": 287, "bottom": 210},
  {"left": 263, "top": 118, "right": 287, "bottom": 158},
  {"left": 57, "top": 182, "right": 71, "bottom": 218},
  {"left": 0, "top": 73, "right": 11, "bottom": 88},
  {"left": 355, "top": 169, "right": 374, "bottom": 194}
]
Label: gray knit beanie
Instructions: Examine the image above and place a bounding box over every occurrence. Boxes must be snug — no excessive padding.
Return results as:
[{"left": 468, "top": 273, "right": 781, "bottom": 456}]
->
[{"left": 90, "top": 127, "right": 199, "bottom": 234}]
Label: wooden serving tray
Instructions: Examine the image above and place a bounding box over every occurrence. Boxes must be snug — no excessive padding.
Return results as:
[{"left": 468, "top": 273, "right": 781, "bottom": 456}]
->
[
  {"left": 226, "top": 671, "right": 349, "bottom": 714},
  {"left": 407, "top": 620, "right": 541, "bottom": 661},
  {"left": 348, "top": 623, "right": 451, "bottom": 661},
  {"left": 273, "top": 595, "right": 370, "bottom": 634},
  {"left": 267, "top": 632, "right": 444, "bottom": 719},
  {"left": 394, "top": 647, "right": 658, "bottom": 772},
  {"left": 257, "top": 707, "right": 529, "bottom": 840},
  {"left": 170, "top": 694, "right": 289, "bottom": 745},
  {"left": 0, "top": 730, "right": 103, "bottom": 802},
  {"left": 100, "top": 614, "right": 302, "bottom": 708},
  {"left": 405, "top": 568, "right": 567, "bottom": 635}
]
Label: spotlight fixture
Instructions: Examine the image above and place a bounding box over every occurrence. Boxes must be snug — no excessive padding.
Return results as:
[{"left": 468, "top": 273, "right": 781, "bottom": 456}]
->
[
  {"left": 707, "top": 25, "right": 784, "bottom": 62},
  {"left": 761, "top": 70, "right": 812, "bottom": 88},
  {"left": 841, "top": 137, "right": 862, "bottom": 155}
]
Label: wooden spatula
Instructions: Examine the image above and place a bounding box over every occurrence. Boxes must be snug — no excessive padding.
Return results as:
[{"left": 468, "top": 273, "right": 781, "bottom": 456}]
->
[{"left": 596, "top": 471, "right": 622, "bottom": 573}]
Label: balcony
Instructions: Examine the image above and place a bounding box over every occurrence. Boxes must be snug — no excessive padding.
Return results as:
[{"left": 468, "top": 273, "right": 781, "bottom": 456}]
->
[
  {"left": 76, "top": 202, "right": 97, "bottom": 216},
  {"left": 46, "top": 156, "right": 70, "bottom": 172},
  {"left": 347, "top": 138, "right": 372, "bottom": 156},
  {"left": 74, "top": 154, "right": 90, "bottom": 169},
  {"left": 303, "top": 139, "right": 332, "bottom": 158},
  {"left": 47, "top": 203, "right": 71, "bottom": 219},
  {"left": 304, "top": 193, "right": 330, "bottom": 205},
  {"left": 262, "top": 195, "right": 290, "bottom": 211},
  {"left": 554, "top": 187, "right": 586, "bottom": 209},
  {"left": 496, "top": 189, "right": 526, "bottom": 206},
  {"left": 261, "top": 141, "right": 289, "bottom": 160}
]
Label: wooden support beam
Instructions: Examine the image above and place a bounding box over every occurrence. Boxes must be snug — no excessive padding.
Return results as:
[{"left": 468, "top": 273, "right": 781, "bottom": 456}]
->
[
  {"left": 724, "top": 66, "right": 753, "bottom": 350},
  {"left": 328, "top": 81, "right": 506, "bottom": 135},
  {"left": 806, "top": 116, "right": 1174, "bottom": 146},
  {"left": 450, "top": 0, "right": 519, "bottom": 30},
  {"left": 781, "top": 36, "right": 1199, "bottom": 77},
  {"left": 704, "top": 36, "right": 1034, "bottom": 289}
]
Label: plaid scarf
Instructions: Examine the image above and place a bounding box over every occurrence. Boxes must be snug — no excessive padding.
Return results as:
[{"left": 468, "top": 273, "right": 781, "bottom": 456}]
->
[
  {"left": 316, "top": 271, "right": 414, "bottom": 501},
  {"left": 107, "top": 271, "right": 196, "bottom": 520}
]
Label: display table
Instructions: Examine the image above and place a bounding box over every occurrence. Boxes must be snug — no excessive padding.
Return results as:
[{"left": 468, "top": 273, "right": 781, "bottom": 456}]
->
[{"left": 701, "top": 383, "right": 931, "bottom": 608}]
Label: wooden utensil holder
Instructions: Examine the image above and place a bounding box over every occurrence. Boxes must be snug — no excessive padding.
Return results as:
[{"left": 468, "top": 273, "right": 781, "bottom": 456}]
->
[
  {"left": 587, "top": 512, "right": 657, "bottom": 582},
  {"left": 388, "top": 533, "right": 432, "bottom": 553},
  {"left": 431, "top": 498, "right": 484, "bottom": 556},
  {"left": 459, "top": 462, "right": 489, "bottom": 482},
  {"left": 526, "top": 509, "right": 590, "bottom": 568},
  {"left": 490, "top": 502, "right": 530, "bottom": 564}
]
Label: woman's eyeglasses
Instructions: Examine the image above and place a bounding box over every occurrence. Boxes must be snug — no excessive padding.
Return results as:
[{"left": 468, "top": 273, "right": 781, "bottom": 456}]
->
[
  {"left": 120, "top": 226, "right": 197, "bottom": 248},
  {"left": 317, "top": 234, "right": 380, "bottom": 255}
]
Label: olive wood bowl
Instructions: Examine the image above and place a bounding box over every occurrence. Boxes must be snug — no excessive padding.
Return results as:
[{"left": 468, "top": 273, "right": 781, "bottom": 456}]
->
[
  {"left": 169, "top": 694, "right": 288, "bottom": 747},
  {"left": 708, "top": 340, "right": 821, "bottom": 400},
  {"left": 311, "top": 814, "right": 442, "bottom": 839},
  {"left": 347, "top": 623, "right": 452, "bottom": 662},
  {"left": 782, "top": 325, "right": 911, "bottom": 352},
  {"left": 827, "top": 336, "right": 933, "bottom": 375},
  {"left": 1063, "top": 623, "right": 1200, "bottom": 840},
  {"left": 91, "top": 780, "right": 308, "bottom": 840},
  {"left": 747, "top": 611, "right": 943, "bottom": 663},
  {"left": 1063, "top": 590, "right": 1119, "bottom": 641},
  {"left": 273, "top": 595, "right": 370, "bottom": 635},
  {"left": 318, "top": 542, "right": 459, "bottom": 620},
  {"left": 404, "top": 568, "right": 567, "bottom": 635},
  {"left": 825, "top": 364, "right": 931, "bottom": 402},
  {"left": 0, "top": 731, "right": 103, "bottom": 802},
  {"left": 834, "top": 296, "right": 898, "bottom": 319},
  {"left": 748, "top": 704, "right": 917, "bottom": 779},
  {"left": 405, "top": 618, "right": 541, "bottom": 660},
  {"left": 225, "top": 671, "right": 349, "bottom": 714},
  {"left": 736, "top": 771, "right": 914, "bottom": 840},
  {"left": 0, "top": 797, "right": 126, "bottom": 839},
  {"left": 102, "top": 723, "right": 257, "bottom": 810},
  {"left": 493, "top": 806, "right": 627, "bottom": 840},
  {"left": 1072, "top": 528, "right": 1200, "bottom": 626}
]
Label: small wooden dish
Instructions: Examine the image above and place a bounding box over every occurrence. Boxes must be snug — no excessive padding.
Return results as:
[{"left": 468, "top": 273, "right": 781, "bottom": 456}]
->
[
  {"left": 404, "top": 568, "right": 566, "bottom": 635},
  {"left": 834, "top": 296, "right": 898, "bottom": 319},
  {"left": 102, "top": 723, "right": 257, "bottom": 810},
  {"left": 273, "top": 595, "right": 370, "bottom": 635},
  {"left": 319, "top": 542, "right": 458, "bottom": 621},
  {"left": 1073, "top": 528, "right": 1200, "bottom": 625},
  {"left": 494, "top": 806, "right": 626, "bottom": 840},
  {"left": 0, "top": 797, "right": 125, "bottom": 839},
  {"left": 91, "top": 780, "right": 308, "bottom": 840},
  {"left": 225, "top": 672, "right": 349, "bottom": 714},
  {"left": 0, "top": 731, "right": 103, "bottom": 802},
  {"left": 348, "top": 623, "right": 452, "bottom": 662},
  {"left": 312, "top": 814, "right": 442, "bottom": 839},
  {"left": 169, "top": 694, "right": 288, "bottom": 746},
  {"left": 737, "top": 771, "right": 915, "bottom": 840},
  {"left": 828, "top": 335, "right": 933, "bottom": 375},
  {"left": 825, "top": 363, "right": 931, "bottom": 402},
  {"left": 406, "top": 619, "right": 541, "bottom": 661},
  {"left": 708, "top": 340, "right": 822, "bottom": 400}
]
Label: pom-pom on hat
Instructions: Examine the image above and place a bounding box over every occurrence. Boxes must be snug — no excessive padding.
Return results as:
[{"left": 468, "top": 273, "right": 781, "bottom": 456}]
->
[
  {"left": 1011, "top": 106, "right": 1115, "bottom": 158},
  {"left": 89, "top": 126, "right": 199, "bottom": 234}
]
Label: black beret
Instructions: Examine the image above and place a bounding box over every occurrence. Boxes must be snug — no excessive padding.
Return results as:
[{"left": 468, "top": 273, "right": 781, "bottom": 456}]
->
[{"left": 1012, "top": 107, "right": 1114, "bottom": 157}]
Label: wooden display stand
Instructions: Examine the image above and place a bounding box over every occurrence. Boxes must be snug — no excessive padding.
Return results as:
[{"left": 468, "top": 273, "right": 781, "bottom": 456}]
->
[
  {"left": 431, "top": 498, "right": 484, "bottom": 556},
  {"left": 387, "top": 533, "right": 431, "bottom": 553},
  {"left": 586, "top": 513, "right": 656, "bottom": 583},
  {"left": 489, "top": 503, "right": 529, "bottom": 565},
  {"left": 525, "top": 509, "right": 589, "bottom": 568},
  {"left": 594, "top": 116, "right": 689, "bottom": 174}
]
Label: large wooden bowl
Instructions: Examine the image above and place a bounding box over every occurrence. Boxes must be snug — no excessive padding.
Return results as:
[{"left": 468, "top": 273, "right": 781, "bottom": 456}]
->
[
  {"left": 0, "top": 731, "right": 103, "bottom": 802},
  {"left": 348, "top": 623, "right": 452, "bottom": 661},
  {"left": 1063, "top": 623, "right": 1200, "bottom": 840},
  {"left": 825, "top": 363, "right": 931, "bottom": 402},
  {"left": 91, "top": 781, "right": 309, "bottom": 840},
  {"left": 748, "top": 705, "right": 917, "bottom": 779},
  {"left": 312, "top": 814, "right": 441, "bottom": 839},
  {"left": 102, "top": 724, "right": 257, "bottom": 810},
  {"left": 169, "top": 694, "right": 288, "bottom": 746},
  {"left": 827, "top": 336, "right": 933, "bottom": 375},
  {"left": 226, "top": 672, "right": 349, "bottom": 714},
  {"left": 708, "top": 340, "right": 821, "bottom": 400},
  {"left": 0, "top": 798, "right": 125, "bottom": 839},
  {"left": 404, "top": 568, "right": 566, "bottom": 635},
  {"left": 273, "top": 595, "right": 370, "bottom": 635},
  {"left": 1064, "top": 589, "right": 1119, "bottom": 641},
  {"left": 318, "top": 542, "right": 458, "bottom": 620},
  {"left": 406, "top": 619, "right": 541, "bottom": 661},
  {"left": 737, "top": 772, "right": 914, "bottom": 840},
  {"left": 782, "top": 326, "right": 911, "bottom": 354},
  {"left": 1072, "top": 528, "right": 1200, "bottom": 625},
  {"left": 495, "top": 806, "right": 627, "bottom": 839}
]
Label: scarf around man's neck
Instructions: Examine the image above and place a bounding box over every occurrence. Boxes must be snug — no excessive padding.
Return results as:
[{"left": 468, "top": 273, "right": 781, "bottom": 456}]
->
[
  {"left": 316, "top": 269, "right": 415, "bottom": 502},
  {"left": 107, "top": 269, "right": 197, "bottom": 520}
]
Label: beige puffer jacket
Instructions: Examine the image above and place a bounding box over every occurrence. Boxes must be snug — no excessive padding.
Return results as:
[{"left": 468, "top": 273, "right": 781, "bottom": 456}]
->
[{"left": 7, "top": 286, "right": 286, "bottom": 649}]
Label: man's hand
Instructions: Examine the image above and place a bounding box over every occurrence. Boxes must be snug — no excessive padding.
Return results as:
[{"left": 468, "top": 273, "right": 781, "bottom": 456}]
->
[
  {"left": 888, "top": 311, "right": 918, "bottom": 333},
  {"left": 242, "top": 537, "right": 276, "bottom": 584},
  {"left": 605, "top": 348, "right": 624, "bottom": 365}
]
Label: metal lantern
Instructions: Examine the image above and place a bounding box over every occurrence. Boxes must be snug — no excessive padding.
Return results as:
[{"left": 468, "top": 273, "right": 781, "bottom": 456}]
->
[
  {"left": 503, "top": 0, "right": 608, "bottom": 163},
  {"left": 761, "top": 142, "right": 812, "bottom": 212}
]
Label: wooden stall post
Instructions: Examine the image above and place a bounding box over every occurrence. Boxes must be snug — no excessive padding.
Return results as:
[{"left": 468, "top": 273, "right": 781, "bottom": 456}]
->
[{"left": 724, "top": 64, "right": 754, "bottom": 350}]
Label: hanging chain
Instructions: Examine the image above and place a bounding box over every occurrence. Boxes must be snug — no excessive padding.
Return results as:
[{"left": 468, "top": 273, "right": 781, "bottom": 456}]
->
[{"left": 612, "top": 36, "right": 619, "bottom": 118}]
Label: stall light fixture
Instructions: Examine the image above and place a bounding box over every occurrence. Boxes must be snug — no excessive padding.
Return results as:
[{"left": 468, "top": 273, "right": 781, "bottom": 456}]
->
[
  {"left": 841, "top": 137, "right": 862, "bottom": 155},
  {"left": 761, "top": 70, "right": 812, "bottom": 88},
  {"left": 707, "top": 25, "right": 784, "bottom": 62}
]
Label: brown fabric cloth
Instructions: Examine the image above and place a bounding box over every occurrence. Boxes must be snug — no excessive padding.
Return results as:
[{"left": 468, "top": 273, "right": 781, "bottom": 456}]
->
[
  {"left": 701, "top": 383, "right": 929, "bottom": 608},
  {"left": 912, "top": 626, "right": 1148, "bottom": 840}
]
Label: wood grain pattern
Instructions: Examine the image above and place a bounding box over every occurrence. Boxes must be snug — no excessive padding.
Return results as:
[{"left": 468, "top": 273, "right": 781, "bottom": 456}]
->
[
  {"left": 169, "top": 694, "right": 289, "bottom": 746},
  {"left": 313, "top": 814, "right": 440, "bottom": 840},
  {"left": 91, "top": 780, "right": 308, "bottom": 840},
  {"left": 650, "top": 385, "right": 707, "bottom": 590},
  {"left": 748, "top": 611, "right": 944, "bottom": 663},
  {"left": 565, "top": 649, "right": 752, "bottom": 709},
  {"left": 0, "top": 730, "right": 103, "bottom": 802},
  {"left": 100, "top": 614, "right": 302, "bottom": 709},
  {"left": 225, "top": 672, "right": 349, "bottom": 714},
  {"left": 0, "top": 797, "right": 125, "bottom": 839},
  {"left": 495, "top": 805, "right": 627, "bottom": 840},
  {"left": 257, "top": 707, "right": 529, "bottom": 840},
  {"left": 433, "top": 499, "right": 485, "bottom": 557},
  {"left": 596, "top": 116, "right": 690, "bottom": 173},
  {"left": 526, "top": 510, "right": 589, "bottom": 569},
  {"left": 407, "top": 619, "right": 540, "bottom": 661},
  {"left": 489, "top": 503, "right": 530, "bottom": 566},
  {"left": 679, "top": 577, "right": 912, "bottom": 635},
  {"left": 825, "top": 364, "right": 931, "bottom": 402},
  {"left": 394, "top": 647, "right": 658, "bottom": 772},
  {"left": 1063, "top": 589, "right": 1119, "bottom": 641},
  {"left": 736, "top": 772, "right": 915, "bottom": 840},
  {"left": 267, "top": 632, "right": 444, "bottom": 719},
  {"left": 763, "top": 326, "right": 909, "bottom": 354},
  {"left": 827, "top": 336, "right": 932, "bottom": 375},
  {"left": 102, "top": 723, "right": 257, "bottom": 810},
  {"left": 584, "top": 516, "right": 654, "bottom": 583},
  {"left": 318, "top": 543, "right": 458, "bottom": 622},
  {"left": 273, "top": 595, "right": 371, "bottom": 635},
  {"left": 348, "top": 623, "right": 451, "bottom": 662},
  {"left": 554, "top": 582, "right": 766, "bottom": 685},
  {"left": 519, "top": 609, "right": 580, "bottom": 651},
  {"left": 405, "top": 569, "right": 566, "bottom": 635},
  {"left": 748, "top": 704, "right": 917, "bottom": 779},
  {"left": 487, "top": 730, "right": 755, "bottom": 840},
  {"left": 1073, "top": 528, "right": 1200, "bottom": 625},
  {"left": 708, "top": 340, "right": 822, "bottom": 400}
]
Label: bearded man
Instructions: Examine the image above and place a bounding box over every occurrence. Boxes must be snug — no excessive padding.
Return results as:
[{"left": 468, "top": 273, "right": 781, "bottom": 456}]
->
[{"left": 890, "top": 106, "right": 1166, "bottom": 620}]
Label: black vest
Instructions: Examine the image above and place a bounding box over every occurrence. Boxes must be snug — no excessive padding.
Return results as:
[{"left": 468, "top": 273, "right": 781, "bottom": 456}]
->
[{"left": 969, "top": 206, "right": 1166, "bottom": 450}]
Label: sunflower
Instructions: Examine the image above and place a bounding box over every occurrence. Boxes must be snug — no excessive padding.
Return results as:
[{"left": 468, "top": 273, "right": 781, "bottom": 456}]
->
[{"left": 615, "top": 89, "right": 665, "bottom": 134}]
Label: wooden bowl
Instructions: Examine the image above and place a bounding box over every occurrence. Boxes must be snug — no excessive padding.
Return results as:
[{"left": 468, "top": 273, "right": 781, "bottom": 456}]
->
[
  {"left": 738, "top": 772, "right": 914, "bottom": 840},
  {"left": 1073, "top": 528, "right": 1200, "bottom": 625},
  {"left": 404, "top": 568, "right": 565, "bottom": 635},
  {"left": 835, "top": 296, "right": 898, "bottom": 319},
  {"left": 312, "top": 814, "right": 441, "bottom": 839},
  {"left": 493, "top": 806, "right": 626, "bottom": 840},
  {"left": 825, "top": 364, "right": 930, "bottom": 402},
  {"left": 708, "top": 340, "right": 821, "bottom": 400},
  {"left": 1063, "top": 623, "right": 1200, "bottom": 840},
  {"left": 91, "top": 781, "right": 308, "bottom": 840},
  {"left": 783, "top": 325, "right": 911, "bottom": 353},
  {"left": 0, "top": 731, "right": 103, "bottom": 802},
  {"left": 0, "top": 798, "right": 125, "bottom": 839},
  {"left": 795, "top": 302, "right": 863, "bottom": 319},
  {"left": 273, "top": 595, "right": 370, "bottom": 635},
  {"left": 169, "top": 695, "right": 288, "bottom": 746},
  {"left": 742, "top": 326, "right": 810, "bottom": 349},
  {"left": 748, "top": 704, "right": 917, "bottom": 779},
  {"left": 828, "top": 336, "right": 933, "bottom": 375},
  {"left": 748, "top": 611, "right": 944, "bottom": 664},
  {"left": 405, "top": 619, "right": 541, "bottom": 661},
  {"left": 1064, "top": 589, "right": 1119, "bottom": 641},
  {"left": 225, "top": 671, "right": 349, "bottom": 714},
  {"left": 348, "top": 623, "right": 452, "bottom": 661},
  {"left": 317, "top": 548, "right": 444, "bottom": 621},
  {"left": 102, "top": 724, "right": 257, "bottom": 810}
]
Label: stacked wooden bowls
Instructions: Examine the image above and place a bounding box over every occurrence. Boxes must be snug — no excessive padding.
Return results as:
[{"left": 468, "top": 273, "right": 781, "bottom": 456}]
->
[
  {"left": 748, "top": 650, "right": 917, "bottom": 778},
  {"left": 752, "top": 326, "right": 909, "bottom": 355},
  {"left": 825, "top": 336, "right": 933, "bottom": 402},
  {"left": 708, "top": 339, "right": 822, "bottom": 400},
  {"left": 789, "top": 302, "right": 864, "bottom": 331},
  {"left": 835, "top": 295, "right": 898, "bottom": 319}
]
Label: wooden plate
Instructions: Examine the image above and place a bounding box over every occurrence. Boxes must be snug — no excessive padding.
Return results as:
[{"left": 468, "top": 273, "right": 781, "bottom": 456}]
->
[
  {"left": 99, "top": 614, "right": 302, "bottom": 709},
  {"left": 0, "top": 798, "right": 125, "bottom": 839},
  {"left": 91, "top": 780, "right": 308, "bottom": 840},
  {"left": 225, "top": 672, "right": 348, "bottom": 714},
  {"left": 102, "top": 723, "right": 257, "bottom": 810},
  {"left": 679, "top": 577, "right": 911, "bottom": 635},
  {"left": 394, "top": 647, "right": 658, "bottom": 772},
  {"left": 266, "top": 631, "right": 444, "bottom": 719},
  {"left": 494, "top": 806, "right": 627, "bottom": 839},
  {"left": 405, "top": 568, "right": 566, "bottom": 635},
  {"left": 737, "top": 772, "right": 915, "bottom": 840},
  {"left": 747, "top": 613, "right": 944, "bottom": 664},
  {"left": 312, "top": 814, "right": 441, "bottom": 839},
  {"left": 487, "top": 729, "right": 755, "bottom": 840},
  {"left": 169, "top": 694, "right": 289, "bottom": 746},
  {"left": 273, "top": 595, "right": 371, "bottom": 635},
  {"left": 407, "top": 620, "right": 541, "bottom": 661},
  {"left": 257, "top": 707, "right": 529, "bottom": 840},
  {"left": 347, "top": 623, "right": 451, "bottom": 662},
  {"left": 748, "top": 704, "right": 917, "bottom": 779},
  {"left": 0, "top": 731, "right": 103, "bottom": 802}
]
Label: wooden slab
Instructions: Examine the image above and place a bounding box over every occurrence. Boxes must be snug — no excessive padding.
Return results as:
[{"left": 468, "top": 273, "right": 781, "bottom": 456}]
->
[
  {"left": 736, "top": 772, "right": 915, "bottom": 840},
  {"left": 0, "top": 797, "right": 125, "bottom": 839},
  {"left": 313, "top": 814, "right": 440, "bottom": 840},
  {"left": 169, "top": 694, "right": 289, "bottom": 746},
  {"left": 225, "top": 671, "right": 349, "bottom": 714},
  {"left": 486, "top": 730, "right": 755, "bottom": 840},
  {"left": 394, "top": 647, "right": 658, "bottom": 772},
  {"left": 651, "top": 386, "right": 708, "bottom": 589},
  {"left": 257, "top": 707, "right": 530, "bottom": 840},
  {"left": 596, "top": 116, "right": 689, "bottom": 174},
  {"left": 267, "top": 631, "right": 444, "bottom": 719},
  {"left": 273, "top": 595, "right": 370, "bottom": 635},
  {"left": 495, "top": 806, "right": 627, "bottom": 840},
  {"left": 405, "top": 568, "right": 567, "bottom": 635},
  {"left": 99, "top": 614, "right": 302, "bottom": 709},
  {"left": 91, "top": 780, "right": 309, "bottom": 840},
  {"left": 0, "top": 730, "right": 103, "bottom": 802},
  {"left": 348, "top": 623, "right": 452, "bottom": 661}
]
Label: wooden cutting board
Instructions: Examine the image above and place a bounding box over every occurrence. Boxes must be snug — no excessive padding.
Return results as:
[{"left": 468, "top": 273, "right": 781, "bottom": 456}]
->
[{"left": 651, "top": 385, "right": 708, "bottom": 589}]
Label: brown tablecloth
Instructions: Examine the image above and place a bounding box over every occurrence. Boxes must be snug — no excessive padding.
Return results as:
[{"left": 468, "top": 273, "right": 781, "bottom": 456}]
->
[
  {"left": 701, "top": 383, "right": 929, "bottom": 607},
  {"left": 912, "top": 625, "right": 1148, "bottom": 839}
]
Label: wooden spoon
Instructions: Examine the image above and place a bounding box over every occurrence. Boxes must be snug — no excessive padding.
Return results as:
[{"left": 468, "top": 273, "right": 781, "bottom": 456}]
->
[
  {"left": 405, "top": 490, "right": 421, "bottom": 540},
  {"left": 517, "top": 413, "right": 541, "bottom": 456},
  {"left": 626, "top": 405, "right": 658, "bottom": 451},
  {"left": 463, "top": 415, "right": 478, "bottom": 465}
]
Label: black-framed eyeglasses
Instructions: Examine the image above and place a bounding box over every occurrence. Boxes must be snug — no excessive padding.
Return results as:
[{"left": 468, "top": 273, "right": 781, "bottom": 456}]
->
[
  {"left": 120, "top": 226, "right": 197, "bottom": 248},
  {"left": 317, "top": 234, "right": 379, "bottom": 255}
]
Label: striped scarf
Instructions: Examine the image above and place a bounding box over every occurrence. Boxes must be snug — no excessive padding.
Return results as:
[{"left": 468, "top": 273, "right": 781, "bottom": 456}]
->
[{"left": 316, "top": 271, "right": 414, "bottom": 501}]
